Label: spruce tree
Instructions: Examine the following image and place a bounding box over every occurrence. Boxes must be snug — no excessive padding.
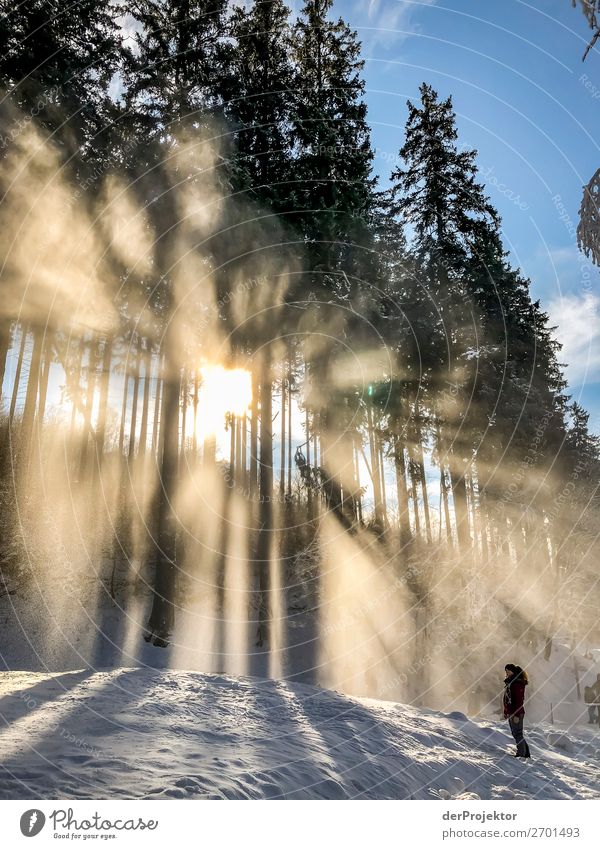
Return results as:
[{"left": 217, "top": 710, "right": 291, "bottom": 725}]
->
[
  {"left": 228, "top": 0, "right": 295, "bottom": 213},
  {"left": 122, "top": 0, "right": 235, "bottom": 643},
  {"left": 0, "top": 0, "right": 120, "bottom": 159},
  {"left": 390, "top": 83, "right": 501, "bottom": 552},
  {"left": 292, "top": 0, "right": 375, "bottom": 291},
  {"left": 291, "top": 0, "right": 379, "bottom": 518}
]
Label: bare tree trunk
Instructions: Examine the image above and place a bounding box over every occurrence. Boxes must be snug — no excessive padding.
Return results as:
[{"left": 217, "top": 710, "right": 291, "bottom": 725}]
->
[
  {"left": 235, "top": 411, "right": 243, "bottom": 482},
  {"left": 305, "top": 399, "right": 312, "bottom": 515},
  {"left": 180, "top": 367, "right": 188, "bottom": 467},
  {"left": 279, "top": 369, "right": 286, "bottom": 499},
  {"left": 151, "top": 353, "right": 163, "bottom": 457},
  {"left": 37, "top": 341, "right": 52, "bottom": 428},
  {"left": 128, "top": 336, "right": 142, "bottom": 462},
  {"left": 315, "top": 423, "right": 323, "bottom": 513},
  {"left": 249, "top": 362, "right": 259, "bottom": 498},
  {"left": 146, "top": 324, "right": 180, "bottom": 642},
  {"left": 413, "top": 402, "right": 431, "bottom": 543},
  {"left": 241, "top": 413, "right": 247, "bottom": 487},
  {"left": 378, "top": 438, "right": 388, "bottom": 527},
  {"left": 20, "top": 324, "right": 44, "bottom": 465},
  {"left": 449, "top": 456, "right": 471, "bottom": 554},
  {"left": 467, "top": 473, "right": 480, "bottom": 554},
  {"left": 287, "top": 352, "right": 293, "bottom": 499},
  {"left": 418, "top": 444, "right": 432, "bottom": 543},
  {"left": 320, "top": 404, "right": 343, "bottom": 519},
  {"left": 95, "top": 336, "right": 113, "bottom": 468},
  {"left": 79, "top": 337, "right": 99, "bottom": 481},
  {"left": 257, "top": 348, "right": 273, "bottom": 646},
  {"left": 36, "top": 335, "right": 51, "bottom": 427},
  {"left": 9, "top": 323, "right": 28, "bottom": 426},
  {"left": 354, "top": 440, "right": 363, "bottom": 523},
  {"left": 409, "top": 456, "right": 421, "bottom": 539},
  {"left": 192, "top": 368, "right": 199, "bottom": 459},
  {"left": 479, "top": 486, "right": 490, "bottom": 561},
  {"left": 394, "top": 433, "right": 411, "bottom": 546},
  {"left": 441, "top": 466, "right": 453, "bottom": 546},
  {"left": 0, "top": 319, "right": 13, "bottom": 408},
  {"left": 138, "top": 341, "right": 152, "bottom": 459},
  {"left": 367, "top": 403, "right": 384, "bottom": 527},
  {"left": 229, "top": 413, "right": 236, "bottom": 483},
  {"left": 119, "top": 358, "right": 129, "bottom": 456}
]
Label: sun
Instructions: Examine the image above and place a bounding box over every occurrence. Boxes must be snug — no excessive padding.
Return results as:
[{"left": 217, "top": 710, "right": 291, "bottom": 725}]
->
[{"left": 192, "top": 365, "right": 252, "bottom": 446}]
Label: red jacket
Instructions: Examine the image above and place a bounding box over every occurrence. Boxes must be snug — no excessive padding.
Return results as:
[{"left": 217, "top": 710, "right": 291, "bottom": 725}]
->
[{"left": 503, "top": 678, "right": 526, "bottom": 719}]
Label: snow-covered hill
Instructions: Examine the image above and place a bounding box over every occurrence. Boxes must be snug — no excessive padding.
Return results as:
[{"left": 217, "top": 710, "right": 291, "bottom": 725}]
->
[{"left": 0, "top": 668, "right": 599, "bottom": 800}]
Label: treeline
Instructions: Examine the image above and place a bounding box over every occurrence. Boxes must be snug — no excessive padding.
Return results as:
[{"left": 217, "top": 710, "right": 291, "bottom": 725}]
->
[{"left": 0, "top": 1, "right": 598, "bottom": 655}]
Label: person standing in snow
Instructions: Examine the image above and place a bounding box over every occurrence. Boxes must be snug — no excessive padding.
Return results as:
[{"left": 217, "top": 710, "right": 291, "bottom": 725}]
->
[{"left": 503, "top": 664, "right": 531, "bottom": 759}]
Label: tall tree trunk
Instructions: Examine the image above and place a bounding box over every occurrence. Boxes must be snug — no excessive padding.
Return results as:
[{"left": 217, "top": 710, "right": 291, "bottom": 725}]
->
[
  {"left": 192, "top": 368, "right": 199, "bottom": 459},
  {"left": 79, "top": 337, "right": 99, "bottom": 481},
  {"left": 28, "top": 332, "right": 52, "bottom": 473},
  {"left": 305, "top": 400, "right": 313, "bottom": 515},
  {"left": 235, "top": 412, "right": 243, "bottom": 482},
  {"left": 249, "top": 362, "right": 259, "bottom": 498},
  {"left": 366, "top": 404, "right": 383, "bottom": 526},
  {"left": 119, "top": 363, "right": 129, "bottom": 457},
  {"left": 36, "top": 335, "right": 51, "bottom": 428},
  {"left": 279, "top": 370, "right": 286, "bottom": 499},
  {"left": 441, "top": 466, "right": 453, "bottom": 546},
  {"left": 95, "top": 336, "right": 113, "bottom": 468},
  {"left": 321, "top": 405, "right": 343, "bottom": 519},
  {"left": 416, "top": 444, "right": 431, "bottom": 543},
  {"left": 229, "top": 413, "right": 236, "bottom": 483},
  {"left": 146, "top": 323, "right": 180, "bottom": 642},
  {"left": 0, "top": 319, "right": 13, "bottom": 408},
  {"left": 138, "top": 341, "right": 152, "bottom": 459},
  {"left": 409, "top": 456, "right": 421, "bottom": 539},
  {"left": 354, "top": 440, "right": 363, "bottom": 523},
  {"left": 394, "top": 433, "right": 411, "bottom": 546},
  {"left": 449, "top": 454, "right": 471, "bottom": 554},
  {"left": 378, "top": 439, "right": 388, "bottom": 527},
  {"left": 257, "top": 348, "right": 273, "bottom": 646},
  {"left": 9, "top": 323, "right": 28, "bottom": 427},
  {"left": 287, "top": 352, "right": 293, "bottom": 499},
  {"left": 179, "top": 367, "right": 188, "bottom": 466},
  {"left": 467, "top": 473, "right": 480, "bottom": 554},
  {"left": 479, "top": 486, "right": 490, "bottom": 561},
  {"left": 128, "top": 337, "right": 141, "bottom": 462},
  {"left": 20, "top": 324, "right": 44, "bottom": 465},
  {"left": 414, "top": 402, "right": 431, "bottom": 543},
  {"left": 151, "top": 353, "right": 163, "bottom": 457},
  {"left": 240, "top": 414, "right": 247, "bottom": 487}
]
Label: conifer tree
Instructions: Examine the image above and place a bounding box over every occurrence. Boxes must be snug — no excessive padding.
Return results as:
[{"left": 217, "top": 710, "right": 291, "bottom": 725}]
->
[
  {"left": 292, "top": 0, "right": 378, "bottom": 517},
  {"left": 390, "top": 83, "right": 500, "bottom": 552},
  {"left": 228, "top": 0, "right": 295, "bottom": 213}
]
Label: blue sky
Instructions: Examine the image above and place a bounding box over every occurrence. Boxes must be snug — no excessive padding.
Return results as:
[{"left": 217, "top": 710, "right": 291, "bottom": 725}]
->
[{"left": 321, "top": 0, "right": 600, "bottom": 430}]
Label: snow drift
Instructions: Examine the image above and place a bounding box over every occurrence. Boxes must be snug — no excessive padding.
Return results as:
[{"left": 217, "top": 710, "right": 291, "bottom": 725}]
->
[{"left": 1, "top": 668, "right": 599, "bottom": 800}]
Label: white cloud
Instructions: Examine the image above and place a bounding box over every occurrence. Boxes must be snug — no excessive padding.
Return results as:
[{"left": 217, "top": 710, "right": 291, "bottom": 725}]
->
[
  {"left": 548, "top": 291, "right": 600, "bottom": 386},
  {"left": 358, "top": 0, "right": 438, "bottom": 51}
]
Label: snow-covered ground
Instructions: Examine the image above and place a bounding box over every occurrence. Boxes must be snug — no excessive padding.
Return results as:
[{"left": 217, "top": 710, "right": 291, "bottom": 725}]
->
[{"left": 1, "top": 668, "right": 599, "bottom": 800}]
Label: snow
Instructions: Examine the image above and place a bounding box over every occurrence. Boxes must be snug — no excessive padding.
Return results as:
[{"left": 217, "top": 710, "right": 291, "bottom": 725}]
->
[
  {"left": 2, "top": 573, "right": 600, "bottom": 800},
  {"left": 1, "top": 668, "right": 599, "bottom": 800}
]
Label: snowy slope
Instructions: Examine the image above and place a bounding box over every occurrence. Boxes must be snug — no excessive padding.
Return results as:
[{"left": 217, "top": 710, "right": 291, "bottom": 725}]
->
[{"left": 1, "top": 668, "right": 599, "bottom": 800}]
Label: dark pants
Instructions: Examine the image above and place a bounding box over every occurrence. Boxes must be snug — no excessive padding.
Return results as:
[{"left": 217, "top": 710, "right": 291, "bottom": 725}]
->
[{"left": 509, "top": 715, "right": 530, "bottom": 758}]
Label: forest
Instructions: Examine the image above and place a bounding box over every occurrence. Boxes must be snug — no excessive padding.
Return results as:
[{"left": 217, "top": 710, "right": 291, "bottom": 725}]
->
[{"left": 0, "top": 0, "right": 599, "bottom": 710}]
